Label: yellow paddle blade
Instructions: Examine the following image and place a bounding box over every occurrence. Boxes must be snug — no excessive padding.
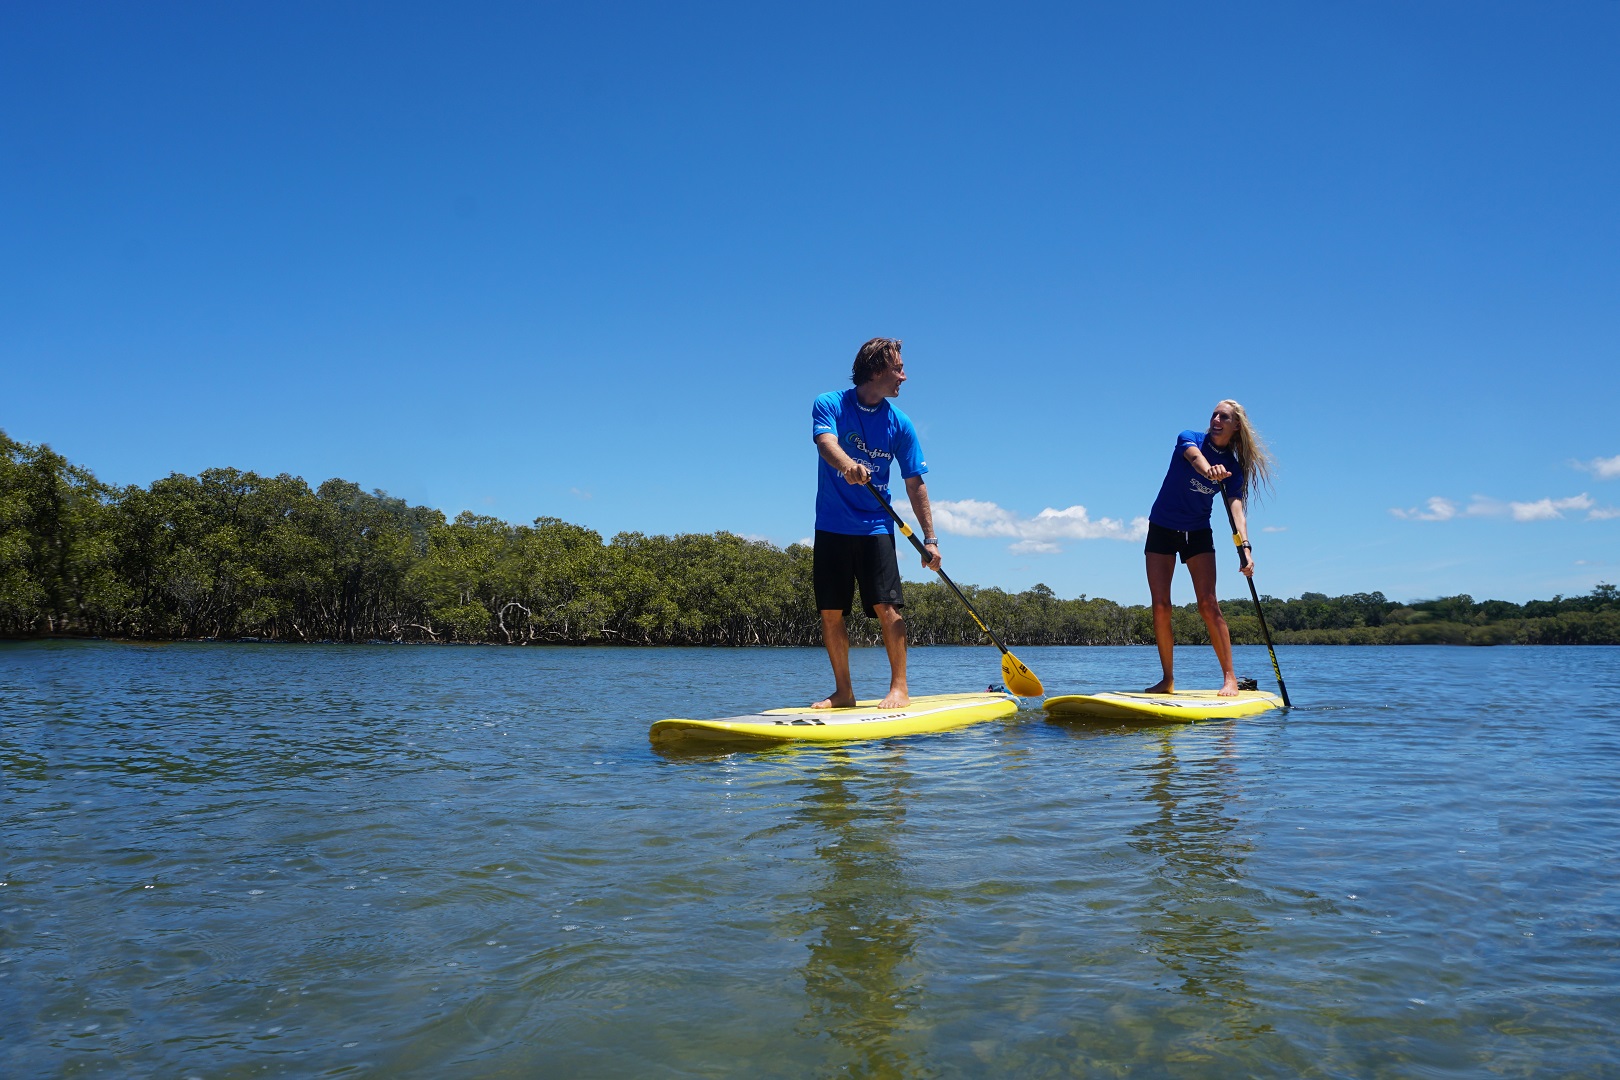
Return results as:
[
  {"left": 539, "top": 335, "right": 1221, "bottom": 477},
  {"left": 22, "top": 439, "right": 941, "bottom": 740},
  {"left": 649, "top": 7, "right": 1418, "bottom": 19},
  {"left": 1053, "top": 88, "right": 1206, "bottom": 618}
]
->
[{"left": 1001, "top": 651, "right": 1044, "bottom": 697}]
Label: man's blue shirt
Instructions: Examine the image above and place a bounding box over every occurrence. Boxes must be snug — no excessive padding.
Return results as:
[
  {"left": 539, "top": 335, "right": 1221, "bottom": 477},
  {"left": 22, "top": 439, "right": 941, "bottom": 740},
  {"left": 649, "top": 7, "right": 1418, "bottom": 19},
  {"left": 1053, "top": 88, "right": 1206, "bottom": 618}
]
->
[
  {"left": 812, "top": 389, "right": 928, "bottom": 535},
  {"left": 1148, "top": 430, "right": 1245, "bottom": 531}
]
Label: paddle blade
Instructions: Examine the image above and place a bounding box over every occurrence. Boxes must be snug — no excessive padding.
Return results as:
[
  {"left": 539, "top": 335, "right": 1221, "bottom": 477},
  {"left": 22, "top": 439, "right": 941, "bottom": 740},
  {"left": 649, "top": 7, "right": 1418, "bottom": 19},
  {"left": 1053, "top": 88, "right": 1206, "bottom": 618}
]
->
[{"left": 1001, "top": 651, "right": 1044, "bottom": 697}]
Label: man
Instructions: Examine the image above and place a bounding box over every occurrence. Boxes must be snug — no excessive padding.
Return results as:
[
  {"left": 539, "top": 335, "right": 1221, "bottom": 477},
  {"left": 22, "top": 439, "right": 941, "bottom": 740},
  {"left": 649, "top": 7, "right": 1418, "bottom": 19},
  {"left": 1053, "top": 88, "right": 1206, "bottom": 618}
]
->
[{"left": 810, "top": 337, "right": 942, "bottom": 709}]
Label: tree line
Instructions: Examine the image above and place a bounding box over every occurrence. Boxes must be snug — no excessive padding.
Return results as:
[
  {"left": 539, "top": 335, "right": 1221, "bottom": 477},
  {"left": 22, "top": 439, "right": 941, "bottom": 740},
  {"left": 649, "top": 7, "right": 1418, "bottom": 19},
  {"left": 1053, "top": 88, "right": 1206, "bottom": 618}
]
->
[{"left": 3, "top": 430, "right": 1616, "bottom": 646}]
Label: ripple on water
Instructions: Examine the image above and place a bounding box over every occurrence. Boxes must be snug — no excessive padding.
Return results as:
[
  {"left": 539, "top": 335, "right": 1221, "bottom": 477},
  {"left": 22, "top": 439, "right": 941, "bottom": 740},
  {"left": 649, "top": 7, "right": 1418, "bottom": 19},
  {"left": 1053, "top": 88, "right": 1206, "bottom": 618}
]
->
[{"left": 3, "top": 641, "right": 1619, "bottom": 1076}]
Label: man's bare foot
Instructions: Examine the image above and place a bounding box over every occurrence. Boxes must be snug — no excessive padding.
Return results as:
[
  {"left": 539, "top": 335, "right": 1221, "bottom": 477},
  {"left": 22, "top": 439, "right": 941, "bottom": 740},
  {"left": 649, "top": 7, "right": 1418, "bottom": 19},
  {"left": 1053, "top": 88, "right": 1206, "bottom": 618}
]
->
[
  {"left": 1217, "top": 675, "right": 1240, "bottom": 697},
  {"left": 1144, "top": 678, "right": 1174, "bottom": 694},
  {"left": 876, "top": 689, "right": 910, "bottom": 708},
  {"left": 811, "top": 692, "right": 858, "bottom": 709}
]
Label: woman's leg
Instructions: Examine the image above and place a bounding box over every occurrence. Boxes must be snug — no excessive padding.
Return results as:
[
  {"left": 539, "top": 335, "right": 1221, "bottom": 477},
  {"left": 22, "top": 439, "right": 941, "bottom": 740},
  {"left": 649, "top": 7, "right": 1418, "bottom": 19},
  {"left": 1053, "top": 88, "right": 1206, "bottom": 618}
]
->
[
  {"left": 1145, "top": 552, "right": 1178, "bottom": 693},
  {"left": 1187, "top": 552, "right": 1239, "bottom": 695}
]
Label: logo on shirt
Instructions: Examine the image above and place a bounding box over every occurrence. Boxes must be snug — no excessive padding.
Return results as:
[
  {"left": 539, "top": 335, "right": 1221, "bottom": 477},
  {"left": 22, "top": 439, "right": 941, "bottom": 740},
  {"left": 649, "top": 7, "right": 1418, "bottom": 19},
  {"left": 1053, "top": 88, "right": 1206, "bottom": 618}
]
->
[
  {"left": 1190, "top": 478, "right": 1219, "bottom": 496},
  {"left": 845, "top": 432, "right": 892, "bottom": 461}
]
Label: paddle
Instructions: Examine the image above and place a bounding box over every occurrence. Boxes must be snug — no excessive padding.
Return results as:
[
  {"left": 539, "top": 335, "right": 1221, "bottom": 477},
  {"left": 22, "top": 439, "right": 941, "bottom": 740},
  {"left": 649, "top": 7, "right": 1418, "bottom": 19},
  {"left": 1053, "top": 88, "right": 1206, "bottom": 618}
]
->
[
  {"left": 862, "top": 481, "right": 1044, "bottom": 697},
  {"left": 1217, "top": 486, "right": 1292, "bottom": 708}
]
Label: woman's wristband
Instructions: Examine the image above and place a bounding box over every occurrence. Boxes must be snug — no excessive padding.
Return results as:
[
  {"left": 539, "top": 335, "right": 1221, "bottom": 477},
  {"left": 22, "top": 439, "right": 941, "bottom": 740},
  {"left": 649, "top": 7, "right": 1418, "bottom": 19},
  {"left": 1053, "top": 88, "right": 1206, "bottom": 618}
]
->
[{"left": 924, "top": 537, "right": 939, "bottom": 546}]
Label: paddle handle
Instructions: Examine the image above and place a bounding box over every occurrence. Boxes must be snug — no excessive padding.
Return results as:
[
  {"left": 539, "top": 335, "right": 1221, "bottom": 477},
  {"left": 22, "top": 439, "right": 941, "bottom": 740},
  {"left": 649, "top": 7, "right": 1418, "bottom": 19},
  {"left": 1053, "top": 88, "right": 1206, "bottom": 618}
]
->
[
  {"left": 862, "top": 481, "right": 1014, "bottom": 657},
  {"left": 1218, "top": 486, "right": 1291, "bottom": 708}
]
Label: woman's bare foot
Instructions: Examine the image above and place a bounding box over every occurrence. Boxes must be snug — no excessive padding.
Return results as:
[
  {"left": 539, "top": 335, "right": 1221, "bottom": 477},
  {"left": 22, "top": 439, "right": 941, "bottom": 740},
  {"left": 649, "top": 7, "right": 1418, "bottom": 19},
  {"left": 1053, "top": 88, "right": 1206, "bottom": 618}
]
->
[
  {"left": 1144, "top": 678, "right": 1174, "bottom": 694},
  {"left": 1217, "top": 675, "right": 1241, "bottom": 697},
  {"left": 811, "top": 692, "right": 857, "bottom": 709}
]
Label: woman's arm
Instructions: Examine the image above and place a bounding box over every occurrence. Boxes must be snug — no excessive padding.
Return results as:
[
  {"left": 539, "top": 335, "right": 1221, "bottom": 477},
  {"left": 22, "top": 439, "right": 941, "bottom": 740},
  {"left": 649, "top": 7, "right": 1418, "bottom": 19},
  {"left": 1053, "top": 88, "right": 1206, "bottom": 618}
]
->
[
  {"left": 1183, "top": 444, "right": 1232, "bottom": 485},
  {"left": 1228, "top": 496, "right": 1255, "bottom": 577}
]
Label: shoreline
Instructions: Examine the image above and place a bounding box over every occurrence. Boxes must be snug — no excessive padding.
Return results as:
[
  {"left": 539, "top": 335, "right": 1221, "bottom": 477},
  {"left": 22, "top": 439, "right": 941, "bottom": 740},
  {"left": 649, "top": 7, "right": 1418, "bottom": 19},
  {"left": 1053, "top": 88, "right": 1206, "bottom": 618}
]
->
[{"left": 6, "top": 633, "right": 1617, "bottom": 648}]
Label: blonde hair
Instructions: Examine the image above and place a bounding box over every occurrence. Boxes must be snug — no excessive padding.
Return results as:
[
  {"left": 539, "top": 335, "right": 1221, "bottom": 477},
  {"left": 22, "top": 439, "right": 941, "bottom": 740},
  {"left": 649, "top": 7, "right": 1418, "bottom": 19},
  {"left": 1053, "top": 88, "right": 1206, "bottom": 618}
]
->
[{"left": 1212, "top": 399, "right": 1275, "bottom": 501}]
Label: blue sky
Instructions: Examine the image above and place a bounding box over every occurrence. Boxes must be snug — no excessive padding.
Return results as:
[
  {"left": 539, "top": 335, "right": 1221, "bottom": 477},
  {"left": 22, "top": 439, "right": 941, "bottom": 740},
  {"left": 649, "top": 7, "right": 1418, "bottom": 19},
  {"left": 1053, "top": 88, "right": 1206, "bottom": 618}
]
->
[{"left": 4, "top": 2, "right": 1616, "bottom": 606}]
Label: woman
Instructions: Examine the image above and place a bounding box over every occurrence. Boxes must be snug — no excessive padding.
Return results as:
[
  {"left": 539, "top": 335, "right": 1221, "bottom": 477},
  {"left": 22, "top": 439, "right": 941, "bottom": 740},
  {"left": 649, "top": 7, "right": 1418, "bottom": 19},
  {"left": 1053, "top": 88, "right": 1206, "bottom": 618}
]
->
[{"left": 1143, "top": 400, "right": 1275, "bottom": 696}]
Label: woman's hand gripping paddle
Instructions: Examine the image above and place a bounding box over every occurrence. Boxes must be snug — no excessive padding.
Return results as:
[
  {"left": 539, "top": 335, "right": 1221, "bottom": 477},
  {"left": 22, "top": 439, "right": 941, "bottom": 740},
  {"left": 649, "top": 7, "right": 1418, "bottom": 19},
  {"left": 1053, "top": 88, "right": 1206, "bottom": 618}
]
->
[
  {"left": 1217, "top": 488, "right": 1292, "bottom": 708},
  {"left": 863, "top": 481, "right": 1044, "bottom": 698}
]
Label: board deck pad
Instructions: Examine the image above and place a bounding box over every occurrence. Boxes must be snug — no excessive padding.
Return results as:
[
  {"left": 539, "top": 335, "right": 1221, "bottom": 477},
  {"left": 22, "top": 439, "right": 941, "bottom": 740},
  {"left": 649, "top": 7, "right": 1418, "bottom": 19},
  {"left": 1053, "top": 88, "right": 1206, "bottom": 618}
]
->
[
  {"left": 650, "top": 692, "right": 1019, "bottom": 747},
  {"left": 1043, "top": 689, "right": 1283, "bottom": 723}
]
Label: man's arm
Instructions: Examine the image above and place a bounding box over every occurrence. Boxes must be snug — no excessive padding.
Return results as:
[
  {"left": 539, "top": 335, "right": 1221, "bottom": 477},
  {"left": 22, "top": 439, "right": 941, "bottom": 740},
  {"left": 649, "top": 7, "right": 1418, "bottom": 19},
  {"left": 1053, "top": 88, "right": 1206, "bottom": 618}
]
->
[
  {"left": 904, "top": 475, "right": 942, "bottom": 571},
  {"left": 815, "top": 433, "right": 871, "bottom": 486}
]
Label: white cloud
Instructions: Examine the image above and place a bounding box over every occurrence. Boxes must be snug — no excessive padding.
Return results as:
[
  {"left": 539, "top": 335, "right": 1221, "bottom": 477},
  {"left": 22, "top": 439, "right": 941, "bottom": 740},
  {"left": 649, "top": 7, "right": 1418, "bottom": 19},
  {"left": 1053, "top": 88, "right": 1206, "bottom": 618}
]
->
[
  {"left": 1403, "top": 457, "right": 1620, "bottom": 524},
  {"left": 1261, "top": 525, "right": 1287, "bottom": 533},
  {"left": 1390, "top": 496, "right": 1462, "bottom": 521},
  {"left": 1462, "top": 498, "right": 1509, "bottom": 517},
  {"left": 1576, "top": 454, "right": 1620, "bottom": 480},
  {"left": 1393, "top": 492, "right": 1613, "bottom": 523},
  {"left": 1509, "top": 494, "right": 1593, "bottom": 521},
  {"left": 934, "top": 498, "right": 1147, "bottom": 554}
]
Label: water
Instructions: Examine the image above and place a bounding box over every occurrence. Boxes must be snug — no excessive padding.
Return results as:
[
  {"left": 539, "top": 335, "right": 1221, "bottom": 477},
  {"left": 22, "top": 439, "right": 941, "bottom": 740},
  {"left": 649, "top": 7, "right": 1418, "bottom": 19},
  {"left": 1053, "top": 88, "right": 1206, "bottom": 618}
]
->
[{"left": 3, "top": 641, "right": 1618, "bottom": 1078}]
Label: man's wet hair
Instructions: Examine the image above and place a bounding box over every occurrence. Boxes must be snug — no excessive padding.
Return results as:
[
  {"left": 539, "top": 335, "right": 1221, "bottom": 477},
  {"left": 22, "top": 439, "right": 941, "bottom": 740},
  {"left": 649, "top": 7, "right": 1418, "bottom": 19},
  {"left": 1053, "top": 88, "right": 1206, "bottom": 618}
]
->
[{"left": 851, "top": 338, "right": 902, "bottom": 386}]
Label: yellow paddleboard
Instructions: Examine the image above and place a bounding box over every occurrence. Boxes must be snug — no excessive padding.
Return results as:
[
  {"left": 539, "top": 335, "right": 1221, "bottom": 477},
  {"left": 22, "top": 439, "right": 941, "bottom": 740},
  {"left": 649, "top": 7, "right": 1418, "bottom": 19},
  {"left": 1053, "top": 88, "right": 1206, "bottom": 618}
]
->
[
  {"left": 1043, "top": 689, "right": 1282, "bottom": 723},
  {"left": 650, "top": 692, "right": 1019, "bottom": 747}
]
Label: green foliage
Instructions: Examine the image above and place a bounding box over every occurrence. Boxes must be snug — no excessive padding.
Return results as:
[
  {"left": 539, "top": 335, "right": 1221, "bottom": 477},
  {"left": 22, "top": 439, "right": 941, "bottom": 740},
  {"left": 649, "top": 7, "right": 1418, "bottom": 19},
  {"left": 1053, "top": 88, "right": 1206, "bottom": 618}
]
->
[
  {"left": 0, "top": 431, "right": 123, "bottom": 635},
  {"left": 3, "top": 429, "right": 1617, "bottom": 646},
  {"left": 1240, "top": 587, "right": 1620, "bottom": 645}
]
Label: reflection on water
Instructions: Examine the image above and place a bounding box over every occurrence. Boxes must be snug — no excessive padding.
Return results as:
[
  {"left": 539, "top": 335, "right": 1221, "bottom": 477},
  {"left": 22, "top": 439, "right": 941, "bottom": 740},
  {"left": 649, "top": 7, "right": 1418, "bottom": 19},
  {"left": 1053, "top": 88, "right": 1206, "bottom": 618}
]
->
[
  {"left": 775, "top": 751, "right": 923, "bottom": 1079},
  {"left": 1129, "top": 726, "right": 1264, "bottom": 1026}
]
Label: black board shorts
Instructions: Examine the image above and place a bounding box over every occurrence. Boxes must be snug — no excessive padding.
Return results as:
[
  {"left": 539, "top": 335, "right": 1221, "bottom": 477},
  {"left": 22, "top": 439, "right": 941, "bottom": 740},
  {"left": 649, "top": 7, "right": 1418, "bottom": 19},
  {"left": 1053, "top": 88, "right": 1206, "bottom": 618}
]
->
[
  {"left": 1144, "top": 522, "right": 1216, "bottom": 564},
  {"left": 813, "top": 530, "right": 904, "bottom": 618}
]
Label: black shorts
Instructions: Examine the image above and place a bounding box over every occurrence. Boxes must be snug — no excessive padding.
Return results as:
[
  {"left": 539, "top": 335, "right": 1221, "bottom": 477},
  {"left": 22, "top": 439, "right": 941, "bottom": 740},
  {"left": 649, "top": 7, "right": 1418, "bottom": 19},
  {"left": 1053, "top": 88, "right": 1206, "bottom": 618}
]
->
[
  {"left": 1144, "top": 522, "right": 1216, "bottom": 564},
  {"left": 813, "top": 530, "right": 904, "bottom": 618}
]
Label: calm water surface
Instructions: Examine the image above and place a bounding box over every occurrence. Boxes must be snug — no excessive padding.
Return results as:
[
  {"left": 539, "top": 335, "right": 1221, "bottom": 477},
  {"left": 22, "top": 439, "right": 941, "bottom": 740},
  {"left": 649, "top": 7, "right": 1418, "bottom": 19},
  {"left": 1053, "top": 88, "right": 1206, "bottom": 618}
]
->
[{"left": 3, "top": 641, "right": 1618, "bottom": 1077}]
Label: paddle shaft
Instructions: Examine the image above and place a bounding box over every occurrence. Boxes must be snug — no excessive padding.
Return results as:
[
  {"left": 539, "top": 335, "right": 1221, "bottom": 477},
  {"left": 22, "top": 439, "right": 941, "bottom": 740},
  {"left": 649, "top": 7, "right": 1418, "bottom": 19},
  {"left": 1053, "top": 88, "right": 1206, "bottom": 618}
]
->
[
  {"left": 1219, "top": 488, "right": 1291, "bottom": 708},
  {"left": 862, "top": 481, "right": 1017, "bottom": 658}
]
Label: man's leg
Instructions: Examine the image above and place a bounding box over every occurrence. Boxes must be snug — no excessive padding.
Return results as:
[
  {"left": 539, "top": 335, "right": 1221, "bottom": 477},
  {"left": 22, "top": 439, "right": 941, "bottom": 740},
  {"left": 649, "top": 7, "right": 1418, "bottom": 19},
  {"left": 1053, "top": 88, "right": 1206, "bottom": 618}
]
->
[
  {"left": 811, "top": 609, "right": 858, "bottom": 708},
  {"left": 873, "top": 603, "right": 909, "bottom": 708},
  {"left": 811, "top": 532, "right": 858, "bottom": 708}
]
